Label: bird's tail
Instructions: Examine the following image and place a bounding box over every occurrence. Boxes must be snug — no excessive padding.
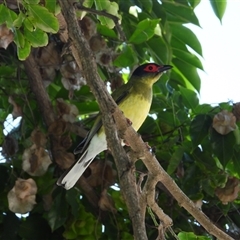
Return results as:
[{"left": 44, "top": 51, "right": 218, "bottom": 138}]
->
[
  {"left": 57, "top": 132, "right": 107, "bottom": 190},
  {"left": 57, "top": 150, "right": 94, "bottom": 190}
]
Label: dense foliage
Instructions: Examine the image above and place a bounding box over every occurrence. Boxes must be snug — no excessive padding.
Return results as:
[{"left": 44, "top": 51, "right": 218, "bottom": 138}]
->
[{"left": 1, "top": 0, "right": 239, "bottom": 239}]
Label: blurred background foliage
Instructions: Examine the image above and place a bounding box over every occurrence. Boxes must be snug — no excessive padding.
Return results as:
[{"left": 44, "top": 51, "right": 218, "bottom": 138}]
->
[{"left": 0, "top": 0, "right": 239, "bottom": 239}]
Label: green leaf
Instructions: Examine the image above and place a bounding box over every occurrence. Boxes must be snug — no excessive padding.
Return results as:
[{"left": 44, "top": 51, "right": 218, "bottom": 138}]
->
[
  {"left": 151, "top": 0, "right": 166, "bottom": 20},
  {"left": 146, "top": 37, "right": 169, "bottom": 64},
  {"left": 133, "top": 43, "right": 148, "bottom": 61},
  {"left": 163, "top": 1, "right": 200, "bottom": 26},
  {"left": 0, "top": 4, "right": 8, "bottom": 24},
  {"left": 194, "top": 104, "right": 214, "bottom": 114},
  {"left": 173, "top": 49, "right": 203, "bottom": 70},
  {"left": 65, "top": 189, "right": 80, "bottom": 218},
  {"left": 19, "top": 215, "right": 50, "bottom": 240},
  {"left": 233, "top": 126, "right": 240, "bottom": 145},
  {"left": 113, "top": 44, "right": 137, "bottom": 68},
  {"left": 129, "top": 18, "right": 159, "bottom": 44},
  {"left": 0, "top": 66, "right": 16, "bottom": 77},
  {"left": 188, "top": 0, "right": 201, "bottom": 8},
  {"left": 0, "top": 5, "right": 17, "bottom": 27},
  {"left": 77, "top": 0, "right": 94, "bottom": 19},
  {"left": 227, "top": 156, "right": 240, "bottom": 179},
  {"left": 157, "top": 110, "right": 180, "bottom": 127},
  {"left": 24, "top": 27, "right": 48, "bottom": 47},
  {"left": 193, "top": 147, "right": 218, "bottom": 174},
  {"left": 167, "top": 145, "right": 185, "bottom": 174},
  {"left": 97, "top": 24, "right": 117, "bottom": 39},
  {"left": 174, "top": 0, "right": 189, "bottom": 7},
  {"left": 8, "top": 10, "right": 18, "bottom": 28},
  {"left": 14, "top": 29, "right": 25, "bottom": 48},
  {"left": 13, "top": 12, "right": 25, "bottom": 28},
  {"left": 227, "top": 146, "right": 240, "bottom": 178},
  {"left": 211, "top": 130, "right": 236, "bottom": 168},
  {"left": 72, "top": 101, "right": 99, "bottom": 115},
  {"left": 24, "top": 0, "right": 40, "bottom": 4},
  {"left": 17, "top": 40, "right": 31, "bottom": 60},
  {"left": 171, "top": 35, "right": 188, "bottom": 50},
  {"left": 46, "top": 189, "right": 68, "bottom": 231},
  {"left": 171, "top": 24, "right": 202, "bottom": 56},
  {"left": 27, "top": 4, "right": 59, "bottom": 33},
  {"left": 139, "top": 0, "right": 153, "bottom": 13},
  {"left": 169, "top": 69, "right": 189, "bottom": 90},
  {"left": 173, "top": 58, "right": 201, "bottom": 92},
  {"left": 178, "top": 231, "right": 211, "bottom": 240},
  {"left": 190, "top": 114, "right": 212, "bottom": 148},
  {"left": 23, "top": 17, "right": 35, "bottom": 31},
  {"left": 95, "top": 0, "right": 121, "bottom": 29},
  {"left": 209, "top": 0, "right": 227, "bottom": 22},
  {"left": 45, "top": 0, "right": 56, "bottom": 13},
  {"left": 179, "top": 86, "right": 199, "bottom": 110},
  {"left": 63, "top": 228, "right": 78, "bottom": 240}
]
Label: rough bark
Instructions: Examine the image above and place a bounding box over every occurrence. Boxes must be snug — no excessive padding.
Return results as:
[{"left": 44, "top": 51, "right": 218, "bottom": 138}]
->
[{"left": 23, "top": 53, "right": 55, "bottom": 127}]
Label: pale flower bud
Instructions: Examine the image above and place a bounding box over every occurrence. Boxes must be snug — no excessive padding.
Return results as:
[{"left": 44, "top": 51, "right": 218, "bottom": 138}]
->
[
  {"left": 0, "top": 24, "right": 14, "bottom": 49},
  {"left": 22, "top": 144, "right": 51, "bottom": 176},
  {"left": 215, "top": 177, "right": 240, "bottom": 205},
  {"left": 7, "top": 178, "right": 37, "bottom": 214},
  {"left": 56, "top": 98, "right": 79, "bottom": 123},
  {"left": 60, "top": 59, "right": 86, "bottom": 98},
  {"left": 212, "top": 110, "right": 236, "bottom": 135}
]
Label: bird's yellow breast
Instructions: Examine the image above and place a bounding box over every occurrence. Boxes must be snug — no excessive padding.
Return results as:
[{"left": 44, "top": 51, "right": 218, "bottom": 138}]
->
[{"left": 118, "top": 89, "right": 152, "bottom": 131}]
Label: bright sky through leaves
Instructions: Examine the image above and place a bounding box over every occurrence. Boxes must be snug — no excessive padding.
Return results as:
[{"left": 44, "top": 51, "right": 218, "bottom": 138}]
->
[{"left": 189, "top": 0, "right": 240, "bottom": 104}]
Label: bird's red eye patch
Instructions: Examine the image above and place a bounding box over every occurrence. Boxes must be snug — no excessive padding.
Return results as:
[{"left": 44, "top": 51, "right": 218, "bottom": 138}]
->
[{"left": 143, "top": 64, "right": 160, "bottom": 72}]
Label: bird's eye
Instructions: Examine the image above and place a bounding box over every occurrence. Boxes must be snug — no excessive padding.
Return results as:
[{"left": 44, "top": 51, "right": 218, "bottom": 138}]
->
[{"left": 144, "top": 64, "right": 159, "bottom": 72}]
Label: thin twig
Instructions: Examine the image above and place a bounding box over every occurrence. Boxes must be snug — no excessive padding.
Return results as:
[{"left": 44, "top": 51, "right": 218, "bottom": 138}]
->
[
  {"left": 157, "top": 225, "right": 166, "bottom": 240},
  {"left": 167, "top": 227, "right": 179, "bottom": 240},
  {"left": 74, "top": 3, "right": 126, "bottom": 41},
  {"left": 137, "top": 172, "right": 147, "bottom": 193},
  {"left": 147, "top": 206, "right": 159, "bottom": 227}
]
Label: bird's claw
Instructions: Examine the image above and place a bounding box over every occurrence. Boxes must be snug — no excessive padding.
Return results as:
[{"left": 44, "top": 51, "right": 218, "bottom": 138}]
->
[
  {"left": 145, "top": 142, "right": 155, "bottom": 156},
  {"left": 126, "top": 118, "right": 132, "bottom": 126}
]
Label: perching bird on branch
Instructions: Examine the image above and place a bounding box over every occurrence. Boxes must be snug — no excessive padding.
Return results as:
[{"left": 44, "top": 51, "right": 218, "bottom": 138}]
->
[{"left": 57, "top": 63, "right": 172, "bottom": 190}]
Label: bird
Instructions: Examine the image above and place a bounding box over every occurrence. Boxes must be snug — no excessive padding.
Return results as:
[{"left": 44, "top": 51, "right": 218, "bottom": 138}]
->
[{"left": 57, "top": 63, "right": 172, "bottom": 190}]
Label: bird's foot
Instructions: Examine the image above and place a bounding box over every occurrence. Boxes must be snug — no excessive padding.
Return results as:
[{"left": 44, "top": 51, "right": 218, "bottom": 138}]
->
[
  {"left": 145, "top": 142, "right": 155, "bottom": 156},
  {"left": 126, "top": 118, "right": 132, "bottom": 126},
  {"left": 145, "top": 141, "right": 151, "bottom": 149}
]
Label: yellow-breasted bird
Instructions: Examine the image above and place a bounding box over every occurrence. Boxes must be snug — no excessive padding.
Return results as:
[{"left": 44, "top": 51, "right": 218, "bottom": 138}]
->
[{"left": 57, "top": 63, "right": 172, "bottom": 189}]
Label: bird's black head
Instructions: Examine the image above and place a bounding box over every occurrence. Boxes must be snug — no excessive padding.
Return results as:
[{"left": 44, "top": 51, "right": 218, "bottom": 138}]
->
[{"left": 132, "top": 63, "right": 172, "bottom": 77}]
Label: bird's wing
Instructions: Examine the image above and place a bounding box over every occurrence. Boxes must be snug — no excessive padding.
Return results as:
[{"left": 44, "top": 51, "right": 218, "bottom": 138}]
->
[
  {"left": 74, "top": 113, "right": 102, "bottom": 154},
  {"left": 112, "top": 82, "right": 132, "bottom": 104},
  {"left": 74, "top": 83, "right": 133, "bottom": 154}
]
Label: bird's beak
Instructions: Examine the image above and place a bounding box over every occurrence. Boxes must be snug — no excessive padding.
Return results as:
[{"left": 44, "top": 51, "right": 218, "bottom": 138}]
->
[{"left": 158, "top": 65, "right": 173, "bottom": 73}]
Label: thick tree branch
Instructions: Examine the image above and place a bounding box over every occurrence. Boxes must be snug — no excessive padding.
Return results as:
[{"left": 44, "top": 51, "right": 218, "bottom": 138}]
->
[
  {"left": 23, "top": 53, "right": 55, "bottom": 127},
  {"left": 59, "top": 1, "right": 147, "bottom": 239},
  {"left": 144, "top": 175, "right": 172, "bottom": 229}
]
